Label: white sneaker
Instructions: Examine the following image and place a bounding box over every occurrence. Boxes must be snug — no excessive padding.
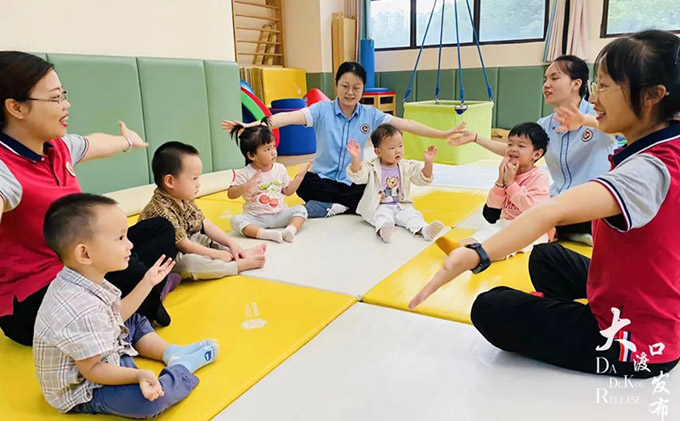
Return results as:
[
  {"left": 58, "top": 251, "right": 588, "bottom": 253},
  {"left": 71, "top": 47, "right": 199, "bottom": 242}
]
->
[{"left": 326, "top": 203, "right": 349, "bottom": 217}]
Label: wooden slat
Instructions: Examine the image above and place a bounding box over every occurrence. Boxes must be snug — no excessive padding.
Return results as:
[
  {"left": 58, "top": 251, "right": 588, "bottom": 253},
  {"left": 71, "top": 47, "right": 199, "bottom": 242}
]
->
[
  {"left": 234, "top": 0, "right": 279, "bottom": 9},
  {"left": 236, "top": 26, "right": 281, "bottom": 33},
  {"left": 234, "top": 13, "right": 280, "bottom": 21},
  {"left": 240, "top": 52, "right": 283, "bottom": 56},
  {"left": 237, "top": 40, "right": 282, "bottom": 45}
]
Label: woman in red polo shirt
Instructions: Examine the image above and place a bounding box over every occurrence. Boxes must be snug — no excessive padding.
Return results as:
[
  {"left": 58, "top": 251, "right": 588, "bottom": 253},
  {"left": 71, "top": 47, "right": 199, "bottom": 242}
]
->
[
  {"left": 410, "top": 30, "right": 680, "bottom": 378},
  {"left": 0, "top": 51, "right": 176, "bottom": 345}
]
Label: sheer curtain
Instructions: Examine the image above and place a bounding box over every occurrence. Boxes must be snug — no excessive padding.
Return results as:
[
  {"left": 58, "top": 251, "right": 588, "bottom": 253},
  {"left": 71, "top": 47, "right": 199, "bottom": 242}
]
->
[{"left": 544, "top": 0, "right": 589, "bottom": 61}]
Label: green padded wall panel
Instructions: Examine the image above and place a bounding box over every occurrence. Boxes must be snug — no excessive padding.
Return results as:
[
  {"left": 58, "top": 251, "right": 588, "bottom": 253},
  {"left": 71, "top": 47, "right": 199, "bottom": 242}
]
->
[
  {"left": 47, "top": 54, "right": 150, "bottom": 193},
  {"left": 137, "top": 58, "right": 213, "bottom": 179},
  {"left": 458, "top": 67, "right": 499, "bottom": 127},
  {"left": 306, "top": 73, "right": 336, "bottom": 100},
  {"left": 496, "top": 66, "right": 546, "bottom": 129},
  {"left": 377, "top": 71, "right": 416, "bottom": 117},
  {"left": 204, "top": 61, "right": 244, "bottom": 171},
  {"left": 416, "top": 69, "right": 456, "bottom": 102}
]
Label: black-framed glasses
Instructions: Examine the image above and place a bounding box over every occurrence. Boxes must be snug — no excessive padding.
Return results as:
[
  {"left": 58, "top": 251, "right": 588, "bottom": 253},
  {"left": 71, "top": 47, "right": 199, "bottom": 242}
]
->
[{"left": 24, "top": 91, "right": 68, "bottom": 104}]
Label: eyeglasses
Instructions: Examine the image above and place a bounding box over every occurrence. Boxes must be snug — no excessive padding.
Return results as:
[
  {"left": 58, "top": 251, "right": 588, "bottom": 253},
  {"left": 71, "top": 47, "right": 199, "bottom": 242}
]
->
[
  {"left": 337, "top": 84, "right": 363, "bottom": 93},
  {"left": 588, "top": 82, "right": 627, "bottom": 98},
  {"left": 589, "top": 82, "right": 670, "bottom": 98},
  {"left": 24, "top": 91, "right": 69, "bottom": 104}
]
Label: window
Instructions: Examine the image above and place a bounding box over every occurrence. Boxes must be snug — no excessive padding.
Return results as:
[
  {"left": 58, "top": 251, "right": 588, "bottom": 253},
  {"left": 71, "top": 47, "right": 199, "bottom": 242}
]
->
[
  {"left": 369, "top": 0, "right": 548, "bottom": 50},
  {"left": 479, "top": 0, "right": 546, "bottom": 42},
  {"left": 416, "top": 0, "right": 473, "bottom": 46},
  {"left": 602, "top": 0, "right": 680, "bottom": 36},
  {"left": 370, "top": 0, "right": 411, "bottom": 49}
]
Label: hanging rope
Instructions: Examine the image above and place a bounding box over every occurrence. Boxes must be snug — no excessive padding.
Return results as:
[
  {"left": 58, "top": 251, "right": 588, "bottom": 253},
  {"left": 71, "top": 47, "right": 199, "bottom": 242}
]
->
[
  {"left": 403, "top": 0, "right": 438, "bottom": 103},
  {"left": 404, "top": 0, "right": 494, "bottom": 109},
  {"left": 434, "top": 0, "right": 446, "bottom": 103},
  {"left": 453, "top": 0, "right": 468, "bottom": 114},
  {"left": 464, "top": 0, "right": 494, "bottom": 101}
]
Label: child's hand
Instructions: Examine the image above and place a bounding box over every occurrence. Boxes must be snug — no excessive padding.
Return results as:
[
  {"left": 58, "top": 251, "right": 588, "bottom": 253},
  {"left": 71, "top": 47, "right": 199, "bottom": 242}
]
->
[
  {"left": 245, "top": 171, "right": 262, "bottom": 189},
  {"left": 423, "top": 145, "right": 438, "bottom": 163},
  {"left": 138, "top": 369, "right": 164, "bottom": 401},
  {"left": 346, "top": 139, "right": 361, "bottom": 159},
  {"left": 141, "top": 255, "right": 175, "bottom": 287},
  {"left": 502, "top": 160, "right": 518, "bottom": 186},
  {"left": 296, "top": 161, "right": 313, "bottom": 178},
  {"left": 214, "top": 250, "right": 235, "bottom": 263},
  {"left": 447, "top": 130, "right": 477, "bottom": 146},
  {"left": 229, "top": 244, "right": 245, "bottom": 261},
  {"left": 496, "top": 158, "right": 507, "bottom": 186},
  {"left": 554, "top": 104, "right": 586, "bottom": 132}
]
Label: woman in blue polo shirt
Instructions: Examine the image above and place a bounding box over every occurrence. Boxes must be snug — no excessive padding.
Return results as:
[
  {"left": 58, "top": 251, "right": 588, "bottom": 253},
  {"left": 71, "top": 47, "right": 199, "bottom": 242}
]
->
[
  {"left": 451, "top": 55, "right": 616, "bottom": 244},
  {"left": 223, "top": 62, "right": 465, "bottom": 218}
]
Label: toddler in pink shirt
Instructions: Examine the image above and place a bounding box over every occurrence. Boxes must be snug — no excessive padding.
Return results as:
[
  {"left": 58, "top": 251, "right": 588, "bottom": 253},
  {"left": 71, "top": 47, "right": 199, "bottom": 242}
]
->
[{"left": 438, "top": 122, "right": 554, "bottom": 259}]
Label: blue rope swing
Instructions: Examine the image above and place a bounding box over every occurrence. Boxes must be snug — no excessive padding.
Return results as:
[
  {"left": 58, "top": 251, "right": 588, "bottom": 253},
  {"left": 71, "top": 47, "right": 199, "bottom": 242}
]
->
[{"left": 403, "top": 0, "right": 494, "bottom": 115}]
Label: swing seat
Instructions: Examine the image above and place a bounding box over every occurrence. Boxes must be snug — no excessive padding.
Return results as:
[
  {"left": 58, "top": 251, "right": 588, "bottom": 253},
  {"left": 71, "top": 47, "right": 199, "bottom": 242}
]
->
[{"left": 403, "top": 100, "right": 493, "bottom": 165}]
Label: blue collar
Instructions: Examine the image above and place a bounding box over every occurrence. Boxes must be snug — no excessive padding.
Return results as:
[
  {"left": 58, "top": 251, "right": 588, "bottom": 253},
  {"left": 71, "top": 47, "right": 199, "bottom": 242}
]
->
[
  {"left": 333, "top": 98, "right": 361, "bottom": 120},
  {"left": 0, "top": 131, "right": 52, "bottom": 162},
  {"left": 612, "top": 121, "right": 680, "bottom": 167}
]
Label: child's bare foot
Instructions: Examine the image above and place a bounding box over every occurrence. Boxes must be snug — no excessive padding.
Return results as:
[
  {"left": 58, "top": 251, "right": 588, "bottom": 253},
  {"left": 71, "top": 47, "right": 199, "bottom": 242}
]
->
[
  {"left": 237, "top": 255, "right": 266, "bottom": 272},
  {"left": 435, "top": 236, "right": 460, "bottom": 255},
  {"left": 422, "top": 220, "right": 445, "bottom": 241},
  {"left": 245, "top": 243, "right": 267, "bottom": 257},
  {"left": 378, "top": 223, "right": 394, "bottom": 243}
]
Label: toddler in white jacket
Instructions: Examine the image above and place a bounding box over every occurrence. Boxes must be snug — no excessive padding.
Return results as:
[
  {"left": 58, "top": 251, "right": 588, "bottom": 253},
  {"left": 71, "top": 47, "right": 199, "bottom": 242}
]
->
[{"left": 346, "top": 124, "right": 444, "bottom": 243}]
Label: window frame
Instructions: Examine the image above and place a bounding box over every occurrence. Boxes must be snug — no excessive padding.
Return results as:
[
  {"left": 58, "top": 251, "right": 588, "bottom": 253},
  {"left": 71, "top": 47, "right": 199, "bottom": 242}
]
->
[
  {"left": 370, "top": 0, "right": 550, "bottom": 51},
  {"left": 600, "top": 0, "right": 680, "bottom": 38}
]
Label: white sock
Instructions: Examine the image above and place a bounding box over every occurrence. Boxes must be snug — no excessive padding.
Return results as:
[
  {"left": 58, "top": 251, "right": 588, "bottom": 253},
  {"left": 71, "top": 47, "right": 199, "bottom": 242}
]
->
[
  {"left": 256, "top": 229, "right": 283, "bottom": 243},
  {"left": 378, "top": 223, "right": 395, "bottom": 243},
  {"left": 327, "top": 203, "right": 349, "bottom": 217},
  {"left": 282, "top": 225, "right": 298, "bottom": 243},
  {"left": 422, "top": 220, "right": 445, "bottom": 241}
]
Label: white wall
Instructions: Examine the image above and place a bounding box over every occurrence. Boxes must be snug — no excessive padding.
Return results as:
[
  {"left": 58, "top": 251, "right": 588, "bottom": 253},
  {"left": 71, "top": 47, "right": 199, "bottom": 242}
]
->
[
  {"left": 318, "top": 0, "right": 345, "bottom": 73},
  {"left": 0, "top": 0, "right": 236, "bottom": 61},
  {"left": 283, "top": 0, "right": 343, "bottom": 73},
  {"left": 283, "top": 0, "right": 323, "bottom": 71}
]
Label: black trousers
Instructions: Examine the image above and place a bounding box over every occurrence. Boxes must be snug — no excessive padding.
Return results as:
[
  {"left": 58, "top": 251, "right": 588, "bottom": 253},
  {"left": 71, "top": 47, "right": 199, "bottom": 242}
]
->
[
  {"left": 470, "top": 243, "right": 679, "bottom": 378},
  {"left": 296, "top": 172, "right": 366, "bottom": 213},
  {"left": 0, "top": 217, "right": 176, "bottom": 346},
  {"left": 556, "top": 221, "right": 592, "bottom": 237}
]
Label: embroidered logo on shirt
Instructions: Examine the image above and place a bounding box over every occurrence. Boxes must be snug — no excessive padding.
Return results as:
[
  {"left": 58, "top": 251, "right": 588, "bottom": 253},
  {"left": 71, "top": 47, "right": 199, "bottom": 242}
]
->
[
  {"left": 360, "top": 124, "right": 370, "bottom": 134},
  {"left": 582, "top": 128, "right": 594, "bottom": 142},
  {"left": 65, "top": 161, "right": 76, "bottom": 177}
]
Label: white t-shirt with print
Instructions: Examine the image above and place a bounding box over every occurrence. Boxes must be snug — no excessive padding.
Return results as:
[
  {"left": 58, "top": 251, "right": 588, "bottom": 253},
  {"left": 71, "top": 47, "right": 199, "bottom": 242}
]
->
[{"left": 234, "top": 163, "right": 291, "bottom": 216}]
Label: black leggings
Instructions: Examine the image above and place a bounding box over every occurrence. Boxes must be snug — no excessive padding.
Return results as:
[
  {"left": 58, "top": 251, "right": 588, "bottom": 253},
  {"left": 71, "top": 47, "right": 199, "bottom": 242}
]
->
[
  {"left": 470, "top": 243, "right": 679, "bottom": 378},
  {"left": 556, "top": 221, "right": 592, "bottom": 237},
  {"left": 296, "top": 172, "right": 366, "bottom": 213},
  {"left": 0, "top": 217, "right": 176, "bottom": 346}
]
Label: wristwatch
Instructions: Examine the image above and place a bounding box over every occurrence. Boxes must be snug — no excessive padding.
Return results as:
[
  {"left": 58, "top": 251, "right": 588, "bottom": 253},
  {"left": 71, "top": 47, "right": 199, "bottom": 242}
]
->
[{"left": 464, "top": 242, "right": 491, "bottom": 274}]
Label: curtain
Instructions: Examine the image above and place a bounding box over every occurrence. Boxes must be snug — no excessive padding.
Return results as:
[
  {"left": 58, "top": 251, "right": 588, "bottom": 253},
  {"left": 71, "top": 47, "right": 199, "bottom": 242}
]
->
[
  {"left": 543, "top": 0, "right": 589, "bottom": 61},
  {"left": 543, "top": 0, "right": 567, "bottom": 61},
  {"left": 565, "top": 0, "right": 589, "bottom": 60}
]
